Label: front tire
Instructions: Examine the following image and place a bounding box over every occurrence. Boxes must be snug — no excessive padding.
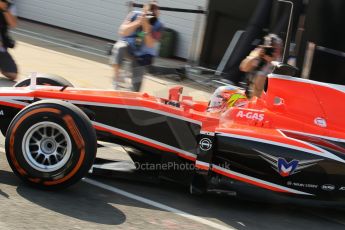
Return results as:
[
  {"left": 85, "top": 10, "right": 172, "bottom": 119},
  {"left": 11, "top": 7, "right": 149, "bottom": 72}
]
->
[{"left": 5, "top": 100, "right": 97, "bottom": 190}]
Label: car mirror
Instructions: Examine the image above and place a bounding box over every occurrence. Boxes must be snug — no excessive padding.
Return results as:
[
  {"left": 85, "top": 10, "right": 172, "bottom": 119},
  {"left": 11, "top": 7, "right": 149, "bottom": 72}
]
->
[{"left": 169, "top": 86, "right": 183, "bottom": 101}]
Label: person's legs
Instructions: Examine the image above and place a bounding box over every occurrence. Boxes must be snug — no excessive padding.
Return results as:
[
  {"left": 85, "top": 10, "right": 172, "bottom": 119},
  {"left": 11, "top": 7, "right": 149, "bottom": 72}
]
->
[
  {"left": 253, "top": 75, "right": 266, "bottom": 98},
  {"left": 0, "top": 51, "right": 18, "bottom": 81},
  {"left": 113, "top": 64, "right": 120, "bottom": 82},
  {"left": 131, "top": 55, "right": 153, "bottom": 92},
  {"left": 1, "top": 72, "right": 17, "bottom": 81},
  {"left": 131, "top": 62, "right": 145, "bottom": 92},
  {"left": 109, "top": 41, "right": 130, "bottom": 89}
]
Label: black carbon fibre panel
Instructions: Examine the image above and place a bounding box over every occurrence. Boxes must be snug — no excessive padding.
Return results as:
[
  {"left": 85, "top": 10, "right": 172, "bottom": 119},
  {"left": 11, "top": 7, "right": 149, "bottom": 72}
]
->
[
  {"left": 84, "top": 105, "right": 201, "bottom": 154},
  {"left": 215, "top": 134, "right": 345, "bottom": 199}
]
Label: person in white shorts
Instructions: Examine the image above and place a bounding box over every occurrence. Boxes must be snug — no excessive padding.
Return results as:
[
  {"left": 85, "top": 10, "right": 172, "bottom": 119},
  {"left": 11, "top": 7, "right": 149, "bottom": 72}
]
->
[{"left": 109, "top": 1, "right": 163, "bottom": 91}]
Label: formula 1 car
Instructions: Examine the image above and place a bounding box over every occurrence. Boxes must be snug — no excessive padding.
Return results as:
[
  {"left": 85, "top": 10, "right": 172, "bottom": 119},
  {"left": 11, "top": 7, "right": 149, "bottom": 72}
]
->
[{"left": 1, "top": 64, "right": 345, "bottom": 204}]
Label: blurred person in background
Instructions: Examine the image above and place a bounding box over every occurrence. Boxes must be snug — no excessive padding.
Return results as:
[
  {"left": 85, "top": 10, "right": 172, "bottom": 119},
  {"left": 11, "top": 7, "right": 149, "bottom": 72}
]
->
[
  {"left": 110, "top": 0, "right": 163, "bottom": 91},
  {"left": 0, "top": 0, "right": 17, "bottom": 81},
  {"left": 240, "top": 34, "right": 283, "bottom": 98}
]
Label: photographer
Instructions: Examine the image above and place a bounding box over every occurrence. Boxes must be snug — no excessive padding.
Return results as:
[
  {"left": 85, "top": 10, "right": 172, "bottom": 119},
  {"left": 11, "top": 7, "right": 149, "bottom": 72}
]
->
[
  {"left": 240, "top": 34, "right": 282, "bottom": 98},
  {"left": 0, "top": 0, "right": 17, "bottom": 81},
  {"left": 110, "top": 1, "right": 163, "bottom": 91}
]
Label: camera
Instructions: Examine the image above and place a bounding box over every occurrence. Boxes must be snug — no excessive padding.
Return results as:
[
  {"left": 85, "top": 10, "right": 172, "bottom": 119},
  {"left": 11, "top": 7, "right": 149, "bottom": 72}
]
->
[
  {"left": 144, "top": 3, "right": 159, "bottom": 25},
  {"left": 259, "top": 45, "right": 275, "bottom": 57},
  {"left": 144, "top": 12, "right": 157, "bottom": 25},
  {"left": 254, "top": 45, "right": 275, "bottom": 70}
]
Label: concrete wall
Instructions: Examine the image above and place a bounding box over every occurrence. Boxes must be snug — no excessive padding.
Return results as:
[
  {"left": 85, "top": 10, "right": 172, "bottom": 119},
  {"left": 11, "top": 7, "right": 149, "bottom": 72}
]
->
[{"left": 16, "top": 0, "right": 208, "bottom": 59}]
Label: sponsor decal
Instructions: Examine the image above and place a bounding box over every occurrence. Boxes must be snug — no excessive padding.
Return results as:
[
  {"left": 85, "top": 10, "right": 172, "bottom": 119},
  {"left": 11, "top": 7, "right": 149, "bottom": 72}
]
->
[
  {"left": 277, "top": 158, "right": 298, "bottom": 177},
  {"left": 0, "top": 110, "right": 4, "bottom": 116},
  {"left": 314, "top": 117, "right": 327, "bottom": 128},
  {"left": 199, "top": 138, "right": 212, "bottom": 151},
  {"left": 339, "top": 187, "right": 345, "bottom": 191},
  {"left": 236, "top": 111, "right": 265, "bottom": 121},
  {"left": 321, "top": 184, "right": 335, "bottom": 191},
  {"left": 287, "top": 181, "right": 318, "bottom": 189},
  {"left": 258, "top": 151, "right": 322, "bottom": 177}
]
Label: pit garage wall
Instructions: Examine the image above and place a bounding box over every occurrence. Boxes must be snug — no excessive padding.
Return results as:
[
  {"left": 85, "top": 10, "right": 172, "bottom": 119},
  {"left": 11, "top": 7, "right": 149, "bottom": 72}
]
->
[
  {"left": 299, "top": 0, "right": 345, "bottom": 85},
  {"left": 16, "top": 0, "right": 208, "bottom": 59}
]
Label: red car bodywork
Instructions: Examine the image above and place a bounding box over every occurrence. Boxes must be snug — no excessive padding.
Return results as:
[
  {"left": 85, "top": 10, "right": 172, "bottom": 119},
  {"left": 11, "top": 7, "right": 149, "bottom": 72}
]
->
[{"left": 1, "top": 74, "right": 345, "bottom": 201}]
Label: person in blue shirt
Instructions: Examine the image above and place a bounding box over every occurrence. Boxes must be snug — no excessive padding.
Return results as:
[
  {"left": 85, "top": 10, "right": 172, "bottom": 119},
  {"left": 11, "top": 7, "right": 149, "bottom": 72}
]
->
[{"left": 110, "top": 1, "right": 163, "bottom": 91}]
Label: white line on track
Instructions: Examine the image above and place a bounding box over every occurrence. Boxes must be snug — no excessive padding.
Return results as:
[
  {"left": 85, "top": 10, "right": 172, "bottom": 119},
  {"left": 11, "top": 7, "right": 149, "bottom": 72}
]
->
[
  {"left": 83, "top": 178, "right": 237, "bottom": 230},
  {"left": 15, "top": 28, "right": 107, "bottom": 53},
  {"left": 12, "top": 31, "right": 108, "bottom": 58},
  {"left": 0, "top": 146, "right": 234, "bottom": 229}
]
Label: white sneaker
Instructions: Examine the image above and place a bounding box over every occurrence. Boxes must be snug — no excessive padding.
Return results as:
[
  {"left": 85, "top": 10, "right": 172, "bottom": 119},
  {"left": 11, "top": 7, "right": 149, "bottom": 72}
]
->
[{"left": 113, "top": 80, "right": 132, "bottom": 91}]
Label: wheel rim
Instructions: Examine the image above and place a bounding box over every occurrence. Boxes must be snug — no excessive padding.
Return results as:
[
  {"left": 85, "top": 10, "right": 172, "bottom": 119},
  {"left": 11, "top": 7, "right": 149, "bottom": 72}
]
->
[{"left": 22, "top": 121, "right": 72, "bottom": 172}]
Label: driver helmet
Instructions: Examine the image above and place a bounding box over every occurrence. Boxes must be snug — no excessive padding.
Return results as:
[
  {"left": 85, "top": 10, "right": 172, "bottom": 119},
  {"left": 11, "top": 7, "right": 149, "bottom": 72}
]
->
[{"left": 208, "top": 85, "right": 247, "bottom": 112}]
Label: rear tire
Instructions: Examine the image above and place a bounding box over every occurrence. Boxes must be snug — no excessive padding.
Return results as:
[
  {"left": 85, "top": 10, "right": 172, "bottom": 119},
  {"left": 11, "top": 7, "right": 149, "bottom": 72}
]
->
[
  {"left": 14, "top": 74, "right": 74, "bottom": 87},
  {"left": 5, "top": 100, "right": 97, "bottom": 190}
]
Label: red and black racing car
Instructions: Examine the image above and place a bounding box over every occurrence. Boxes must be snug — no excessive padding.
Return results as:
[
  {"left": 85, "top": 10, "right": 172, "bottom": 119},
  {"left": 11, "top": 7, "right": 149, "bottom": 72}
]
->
[{"left": 1, "top": 64, "right": 345, "bottom": 204}]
